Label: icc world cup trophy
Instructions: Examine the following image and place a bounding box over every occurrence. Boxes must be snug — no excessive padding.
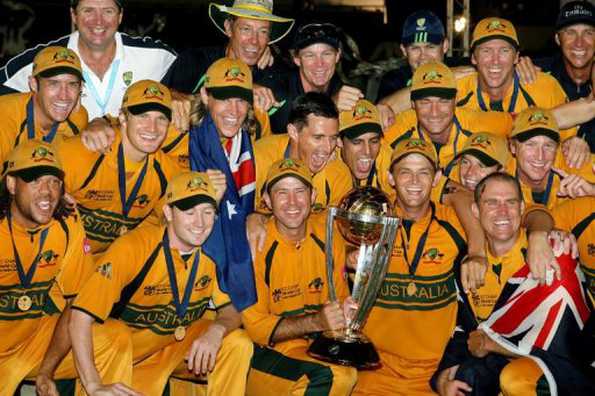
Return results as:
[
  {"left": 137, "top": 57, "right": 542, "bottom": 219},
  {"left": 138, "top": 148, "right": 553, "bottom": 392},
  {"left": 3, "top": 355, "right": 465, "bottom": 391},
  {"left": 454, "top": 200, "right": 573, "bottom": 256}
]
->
[{"left": 307, "top": 186, "right": 399, "bottom": 369}]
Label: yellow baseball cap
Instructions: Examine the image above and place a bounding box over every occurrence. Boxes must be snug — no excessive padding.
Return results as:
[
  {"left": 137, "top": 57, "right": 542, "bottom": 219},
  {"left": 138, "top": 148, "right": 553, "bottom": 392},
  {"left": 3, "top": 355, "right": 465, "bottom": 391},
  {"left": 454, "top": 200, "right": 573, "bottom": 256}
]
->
[
  {"left": 339, "top": 99, "right": 382, "bottom": 139},
  {"left": 471, "top": 17, "right": 519, "bottom": 50},
  {"left": 122, "top": 80, "right": 172, "bottom": 120},
  {"left": 390, "top": 138, "right": 438, "bottom": 170},
  {"left": 458, "top": 132, "right": 510, "bottom": 168},
  {"left": 32, "top": 46, "right": 83, "bottom": 80},
  {"left": 264, "top": 158, "right": 313, "bottom": 193},
  {"left": 511, "top": 107, "right": 560, "bottom": 143},
  {"left": 165, "top": 171, "right": 218, "bottom": 211},
  {"left": 205, "top": 58, "right": 253, "bottom": 103},
  {"left": 2, "top": 140, "right": 64, "bottom": 182},
  {"left": 410, "top": 61, "right": 457, "bottom": 101}
]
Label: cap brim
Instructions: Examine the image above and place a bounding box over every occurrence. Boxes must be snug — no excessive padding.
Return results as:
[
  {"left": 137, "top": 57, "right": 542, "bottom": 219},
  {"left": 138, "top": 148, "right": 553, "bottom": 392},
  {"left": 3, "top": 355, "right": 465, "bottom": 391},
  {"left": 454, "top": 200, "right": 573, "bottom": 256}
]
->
[
  {"left": 207, "top": 86, "right": 253, "bottom": 103},
  {"left": 37, "top": 66, "right": 83, "bottom": 81},
  {"left": 172, "top": 195, "right": 218, "bottom": 211},
  {"left": 411, "top": 87, "right": 457, "bottom": 101},
  {"left": 513, "top": 128, "right": 560, "bottom": 144},
  {"left": 556, "top": 18, "right": 595, "bottom": 30},
  {"left": 9, "top": 166, "right": 64, "bottom": 182},
  {"left": 265, "top": 173, "right": 312, "bottom": 194},
  {"left": 293, "top": 36, "right": 340, "bottom": 51},
  {"left": 341, "top": 122, "right": 382, "bottom": 140},
  {"left": 128, "top": 103, "right": 172, "bottom": 121},
  {"left": 471, "top": 35, "right": 519, "bottom": 51},
  {"left": 458, "top": 148, "right": 500, "bottom": 167},
  {"left": 209, "top": 3, "right": 295, "bottom": 44}
]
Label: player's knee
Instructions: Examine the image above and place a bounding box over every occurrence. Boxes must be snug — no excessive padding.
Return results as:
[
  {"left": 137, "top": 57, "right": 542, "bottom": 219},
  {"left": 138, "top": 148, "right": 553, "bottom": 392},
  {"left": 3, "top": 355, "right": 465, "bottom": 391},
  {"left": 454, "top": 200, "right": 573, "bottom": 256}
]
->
[
  {"left": 331, "top": 365, "right": 358, "bottom": 394},
  {"left": 221, "top": 329, "right": 254, "bottom": 357},
  {"left": 500, "top": 358, "right": 543, "bottom": 396}
]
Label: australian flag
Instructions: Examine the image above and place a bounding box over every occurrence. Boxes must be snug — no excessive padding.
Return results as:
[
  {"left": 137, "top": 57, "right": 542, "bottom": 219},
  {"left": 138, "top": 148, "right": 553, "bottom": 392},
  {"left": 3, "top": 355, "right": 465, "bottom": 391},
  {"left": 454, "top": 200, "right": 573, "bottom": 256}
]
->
[{"left": 189, "top": 113, "right": 257, "bottom": 311}]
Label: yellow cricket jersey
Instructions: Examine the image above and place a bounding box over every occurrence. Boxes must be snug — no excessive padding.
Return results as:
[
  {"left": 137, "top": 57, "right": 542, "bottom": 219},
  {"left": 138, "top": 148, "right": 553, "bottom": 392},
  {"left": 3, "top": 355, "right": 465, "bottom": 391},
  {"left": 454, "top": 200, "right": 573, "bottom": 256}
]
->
[
  {"left": 0, "top": 92, "right": 88, "bottom": 164},
  {"left": 504, "top": 157, "right": 594, "bottom": 210},
  {"left": 253, "top": 134, "right": 353, "bottom": 213},
  {"left": 455, "top": 72, "right": 576, "bottom": 140},
  {"left": 363, "top": 202, "right": 467, "bottom": 363},
  {"left": 58, "top": 129, "right": 182, "bottom": 253},
  {"left": 469, "top": 231, "right": 528, "bottom": 322},
  {"left": 551, "top": 197, "right": 595, "bottom": 297},
  {"left": 160, "top": 107, "right": 272, "bottom": 171},
  {"left": 0, "top": 210, "right": 93, "bottom": 352},
  {"left": 383, "top": 107, "right": 512, "bottom": 171},
  {"left": 242, "top": 212, "right": 349, "bottom": 347},
  {"left": 72, "top": 223, "right": 230, "bottom": 338}
]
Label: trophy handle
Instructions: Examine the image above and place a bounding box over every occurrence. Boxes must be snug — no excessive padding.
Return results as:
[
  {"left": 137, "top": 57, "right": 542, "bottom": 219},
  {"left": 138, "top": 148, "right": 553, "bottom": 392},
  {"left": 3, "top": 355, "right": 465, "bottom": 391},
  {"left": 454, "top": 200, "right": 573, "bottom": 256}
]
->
[{"left": 325, "top": 207, "right": 339, "bottom": 303}]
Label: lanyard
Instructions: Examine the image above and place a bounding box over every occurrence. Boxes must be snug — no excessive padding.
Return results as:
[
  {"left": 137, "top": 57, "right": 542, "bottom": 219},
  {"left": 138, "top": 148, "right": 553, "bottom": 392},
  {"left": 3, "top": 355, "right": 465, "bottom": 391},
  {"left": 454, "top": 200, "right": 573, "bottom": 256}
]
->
[
  {"left": 7, "top": 215, "right": 49, "bottom": 289},
  {"left": 83, "top": 59, "right": 120, "bottom": 115},
  {"left": 477, "top": 72, "right": 520, "bottom": 113},
  {"left": 516, "top": 168, "right": 554, "bottom": 206},
  {"left": 117, "top": 144, "right": 149, "bottom": 217},
  {"left": 400, "top": 204, "right": 435, "bottom": 277},
  {"left": 26, "top": 98, "right": 59, "bottom": 143},
  {"left": 417, "top": 117, "right": 462, "bottom": 162},
  {"left": 163, "top": 231, "right": 200, "bottom": 319}
]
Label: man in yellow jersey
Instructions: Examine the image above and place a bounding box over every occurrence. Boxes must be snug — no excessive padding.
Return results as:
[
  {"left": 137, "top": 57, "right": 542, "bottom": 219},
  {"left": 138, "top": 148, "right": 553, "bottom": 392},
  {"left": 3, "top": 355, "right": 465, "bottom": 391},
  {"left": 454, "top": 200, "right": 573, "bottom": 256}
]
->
[
  {"left": 352, "top": 138, "right": 467, "bottom": 395},
  {"left": 0, "top": 46, "right": 88, "bottom": 164},
  {"left": 433, "top": 172, "right": 595, "bottom": 396},
  {"left": 242, "top": 158, "right": 357, "bottom": 396},
  {"left": 507, "top": 107, "right": 594, "bottom": 210},
  {"left": 57, "top": 79, "right": 189, "bottom": 254},
  {"left": 339, "top": 99, "right": 393, "bottom": 195},
  {"left": 384, "top": 61, "right": 513, "bottom": 171},
  {"left": 69, "top": 171, "right": 252, "bottom": 395},
  {"left": 0, "top": 140, "right": 127, "bottom": 394}
]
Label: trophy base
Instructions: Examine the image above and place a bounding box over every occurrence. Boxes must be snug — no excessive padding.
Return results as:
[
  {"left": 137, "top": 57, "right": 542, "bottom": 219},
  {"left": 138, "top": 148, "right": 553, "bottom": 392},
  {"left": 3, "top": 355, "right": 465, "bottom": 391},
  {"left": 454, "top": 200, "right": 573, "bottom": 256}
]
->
[{"left": 307, "top": 330, "right": 380, "bottom": 370}]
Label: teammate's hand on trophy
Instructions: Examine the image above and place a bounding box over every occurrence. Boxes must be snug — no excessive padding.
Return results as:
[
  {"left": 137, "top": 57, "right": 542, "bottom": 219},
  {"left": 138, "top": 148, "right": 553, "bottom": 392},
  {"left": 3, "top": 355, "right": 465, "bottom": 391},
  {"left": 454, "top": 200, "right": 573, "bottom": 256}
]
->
[
  {"left": 345, "top": 247, "right": 359, "bottom": 270},
  {"left": 460, "top": 255, "right": 488, "bottom": 292},
  {"left": 318, "top": 301, "right": 346, "bottom": 331},
  {"left": 82, "top": 117, "right": 116, "bottom": 154},
  {"left": 342, "top": 296, "right": 358, "bottom": 324},
  {"left": 436, "top": 365, "right": 472, "bottom": 396},
  {"left": 205, "top": 169, "right": 227, "bottom": 204},
  {"left": 246, "top": 213, "right": 268, "bottom": 258},
  {"left": 186, "top": 323, "right": 226, "bottom": 376}
]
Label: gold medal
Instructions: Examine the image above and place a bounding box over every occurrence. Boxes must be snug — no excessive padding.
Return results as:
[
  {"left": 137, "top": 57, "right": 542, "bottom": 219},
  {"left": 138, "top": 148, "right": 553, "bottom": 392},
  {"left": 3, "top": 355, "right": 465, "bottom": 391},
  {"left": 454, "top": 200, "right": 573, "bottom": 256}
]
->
[
  {"left": 17, "top": 295, "right": 32, "bottom": 311},
  {"left": 119, "top": 225, "right": 128, "bottom": 236},
  {"left": 174, "top": 326, "right": 186, "bottom": 341},
  {"left": 406, "top": 282, "right": 417, "bottom": 296}
]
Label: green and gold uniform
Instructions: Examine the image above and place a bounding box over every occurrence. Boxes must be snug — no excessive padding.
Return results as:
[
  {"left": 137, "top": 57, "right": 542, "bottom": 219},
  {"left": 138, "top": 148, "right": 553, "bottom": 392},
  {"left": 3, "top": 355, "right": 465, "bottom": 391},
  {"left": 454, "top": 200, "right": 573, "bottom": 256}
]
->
[
  {"left": 354, "top": 203, "right": 467, "bottom": 395},
  {"left": 242, "top": 212, "right": 357, "bottom": 396},
  {"left": 58, "top": 129, "right": 181, "bottom": 253},
  {"left": 72, "top": 223, "right": 252, "bottom": 395},
  {"left": 254, "top": 135, "right": 353, "bottom": 213},
  {"left": 0, "top": 92, "right": 88, "bottom": 164}
]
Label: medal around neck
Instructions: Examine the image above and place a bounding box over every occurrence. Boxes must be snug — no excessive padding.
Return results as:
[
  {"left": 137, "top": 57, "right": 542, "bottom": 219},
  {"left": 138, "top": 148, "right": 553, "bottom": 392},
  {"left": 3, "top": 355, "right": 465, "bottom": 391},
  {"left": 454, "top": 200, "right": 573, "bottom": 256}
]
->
[{"left": 307, "top": 187, "right": 400, "bottom": 369}]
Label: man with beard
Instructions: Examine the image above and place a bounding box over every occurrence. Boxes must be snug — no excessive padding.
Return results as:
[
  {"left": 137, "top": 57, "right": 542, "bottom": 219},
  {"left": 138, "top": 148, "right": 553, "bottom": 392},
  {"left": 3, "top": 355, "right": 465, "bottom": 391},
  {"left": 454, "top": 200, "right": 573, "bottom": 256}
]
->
[
  {"left": 0, "top": 140, "right": 126, "bottom": 394},
  {"left": 0, "top": 46, "right": 88, "bottom": 165}
]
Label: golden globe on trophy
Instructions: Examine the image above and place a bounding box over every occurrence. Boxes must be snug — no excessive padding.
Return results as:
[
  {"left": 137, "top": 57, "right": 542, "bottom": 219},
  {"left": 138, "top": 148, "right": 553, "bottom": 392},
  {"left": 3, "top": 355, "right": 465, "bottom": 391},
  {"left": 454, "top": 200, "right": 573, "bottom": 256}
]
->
[{"left": 307, "top": 187, "right": 399, "bottom": 369}]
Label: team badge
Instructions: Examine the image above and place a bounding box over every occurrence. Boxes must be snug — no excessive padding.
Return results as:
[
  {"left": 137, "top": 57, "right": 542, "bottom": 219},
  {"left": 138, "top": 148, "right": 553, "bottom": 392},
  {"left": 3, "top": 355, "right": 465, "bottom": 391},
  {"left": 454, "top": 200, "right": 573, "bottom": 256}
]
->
[{"left": 122, "top": 71, "right": 133, "bottom": 86}]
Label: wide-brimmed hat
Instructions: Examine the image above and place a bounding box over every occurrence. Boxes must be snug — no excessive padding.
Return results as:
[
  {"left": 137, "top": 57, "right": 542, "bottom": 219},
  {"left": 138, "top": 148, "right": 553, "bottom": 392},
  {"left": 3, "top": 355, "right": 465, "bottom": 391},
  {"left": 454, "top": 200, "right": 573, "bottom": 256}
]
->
[{"left": 209, "top": 0, "right": 295, "bottom": 44}]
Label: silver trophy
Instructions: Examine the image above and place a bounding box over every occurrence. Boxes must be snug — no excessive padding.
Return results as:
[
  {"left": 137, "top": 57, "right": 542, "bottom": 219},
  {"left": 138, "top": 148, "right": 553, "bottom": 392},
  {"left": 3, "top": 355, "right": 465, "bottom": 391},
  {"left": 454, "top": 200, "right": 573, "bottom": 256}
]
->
[{"left": 308, "top": 187, "right": 399, "bottom": 369}]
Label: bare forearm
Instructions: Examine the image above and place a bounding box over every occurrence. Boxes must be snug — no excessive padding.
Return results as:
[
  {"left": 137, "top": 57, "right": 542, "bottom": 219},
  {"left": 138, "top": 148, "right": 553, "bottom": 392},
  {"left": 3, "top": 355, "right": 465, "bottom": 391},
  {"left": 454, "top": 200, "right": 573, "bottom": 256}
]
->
[
  {"left": 378, "top": 87, "right": 412, "bottom": 114},
  {"left": 270, "top": 314, "right": 322, "bottom": 343},
  {"left": 69, "top": 309, "right": 102, "bottom": 391},
  {"left": 213, "top": 304, "right": 242, "bottom": 337},
  {"left": 450, "top": 191, "right": 485, "bottom": 256},
  {"left": 552, "top": 98, "right": 595, "bottom": 129},
  {"left": 38, "top": 306, "right": 73, "bottom": 377}
]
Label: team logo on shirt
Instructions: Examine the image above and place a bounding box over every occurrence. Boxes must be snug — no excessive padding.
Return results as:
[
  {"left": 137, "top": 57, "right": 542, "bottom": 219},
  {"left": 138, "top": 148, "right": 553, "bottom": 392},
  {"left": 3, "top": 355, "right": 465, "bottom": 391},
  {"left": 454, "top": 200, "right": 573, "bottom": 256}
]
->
[
  {"left": 469, "top": 134, "right": 492, "bottom": 149},
  {"left": 132, "top": 194, "right": 151, "bottom": 209},
  {"left": 194, "top": 275, "right": 212, "bottom": 291},
  {"left": 352, "top": 104, "right": 373, "bottom": 121},
  {"left": 37, "top": 250, "right": 59, "bottom": 268},
  {"left": 97, "top": 262, "right": 113, "bottom": 280},
  {"left": 422, "top": 70, "right": 443, "bottom": 84},
  {"left": 143, "top": 85, "right": 165, "bottom": 101},
  {"left": 272, "top": 288, "right": 282, "bottom": 302},
  {"left": 527, "top": 110, "right": 549, "bottom": 126},
  {"left": 486, "top": 19, "right": 507, "bottom": 33},
  {"left": 31, "top": 146, "right": 56, "bottom": 163},
  {"left": 224, "top": 66, "right": 246, "bottom": 83},
  {"left": 308, "top": 277, "right": 324, "bottom": 293},
  {"left": 422, "top": 247, "right": 444, "bottom": 264},
  {"left": 122, "top": 71, "right": 133, "bottom": 86},
  {"left": 84, "top": 190, "right": 114, "bottom": 201},
  {"left": 52, "top": 48, "right": 76, "bottom": 64}
]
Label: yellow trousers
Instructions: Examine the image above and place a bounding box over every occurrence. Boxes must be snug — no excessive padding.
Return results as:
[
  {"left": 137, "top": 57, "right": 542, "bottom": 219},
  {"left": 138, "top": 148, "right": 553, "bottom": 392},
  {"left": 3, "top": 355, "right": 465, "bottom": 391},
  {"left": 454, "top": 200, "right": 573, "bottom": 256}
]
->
[
  {"left": 353, "top": 350, "right": 438, "bottom": 395},
  {"left": 131, "top": 319, "right": 253, "bottom": 396},
  {"left": 246, "top": 339, "right": 357, "bottom": 396},
  {"left": 0, "top": 315, "right": 133, "bottom": 396}
]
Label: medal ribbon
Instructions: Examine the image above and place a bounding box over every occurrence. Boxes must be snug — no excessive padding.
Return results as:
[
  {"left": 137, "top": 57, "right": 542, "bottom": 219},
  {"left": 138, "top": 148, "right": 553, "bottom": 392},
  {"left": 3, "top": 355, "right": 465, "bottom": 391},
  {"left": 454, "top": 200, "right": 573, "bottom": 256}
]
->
[
  {"left": 400, "top": 203, "right": 436, "bottom": 277},
  {"left": 163, "top": 231, "right": 201, "bottom": 319},
  {"left": 477, "top": 72, "right": 520, "bottom": 113},
  {"left": 516, "top": 168, "right": 554, "bottom": 206},
  {"left": 7, "top": 215, "right": 49, "bottom": 289},
  {"left": 26, "top": 98, "right": 59, "bottom": 143},
  {"left": 83, "top": 59, "right": 120, "bottom": 116},
  {"left": 117, "top": 143, "right": 149, "bottom": 217}
]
